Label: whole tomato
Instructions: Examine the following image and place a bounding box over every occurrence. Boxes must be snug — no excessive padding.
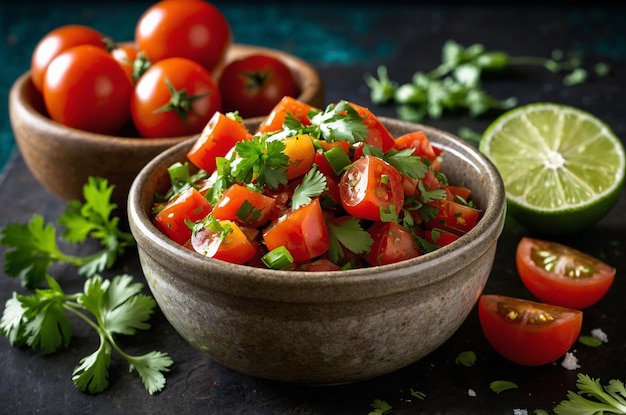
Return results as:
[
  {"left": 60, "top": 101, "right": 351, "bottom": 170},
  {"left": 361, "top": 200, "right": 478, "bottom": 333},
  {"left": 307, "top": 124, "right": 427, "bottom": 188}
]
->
[
  {"left": 31, "top": 24, "right": 106, "bottom": 93},
  {"left": 218, "top": 54, "right": 299, "bottom": 118},
  {"left": 135, "top": 0, "right": 231, "bottom": 72},
  {"left": 42, "top": 45, "right": 133, "bottom": 135},
  {"left": 130, "top": 57, "right": 222, "bottom": 138}
]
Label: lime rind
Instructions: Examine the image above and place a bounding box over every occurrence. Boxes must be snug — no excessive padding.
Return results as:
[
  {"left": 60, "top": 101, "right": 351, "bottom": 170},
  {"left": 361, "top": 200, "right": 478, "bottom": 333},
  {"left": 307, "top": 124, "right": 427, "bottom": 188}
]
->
[{"left": 480, "top": 103, "right": 625, "bottom": 233}]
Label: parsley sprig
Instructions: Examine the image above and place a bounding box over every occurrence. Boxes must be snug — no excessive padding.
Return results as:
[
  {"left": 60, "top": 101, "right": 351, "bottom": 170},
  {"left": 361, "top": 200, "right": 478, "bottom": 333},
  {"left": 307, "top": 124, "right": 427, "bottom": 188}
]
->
[
  {"left": 0, "top": 177, "right": 135, "bottom": 289},
  {"left": 1, "top": 273, "right": 172, "bottom": 394}
]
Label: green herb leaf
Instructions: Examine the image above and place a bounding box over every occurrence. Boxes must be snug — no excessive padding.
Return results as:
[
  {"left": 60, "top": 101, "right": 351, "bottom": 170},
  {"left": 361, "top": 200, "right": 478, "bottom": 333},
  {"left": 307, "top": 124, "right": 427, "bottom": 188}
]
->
[
  {"left": 327, "top": 217, "right": 374, "bottom": 264},
  {"left": 490, "top": 380, "right": 518, "bottom": 394},
  {"left": 578, "top": 335, "right": 604, "bottom": 348},
  {"left": 291, "top": 166, "right": 327, "bottom": 210},
  {"left": 369, "top": 399, "right": 393, "bottom": 415},
  {"left": 455, "top": 350, "right": 477, "bottom": 367},
  {"left": 554, "top": 374, "right": 626, "bottom": 414},
  {"left": 234, "top": 135, "right": 289, "bottom": 189}
]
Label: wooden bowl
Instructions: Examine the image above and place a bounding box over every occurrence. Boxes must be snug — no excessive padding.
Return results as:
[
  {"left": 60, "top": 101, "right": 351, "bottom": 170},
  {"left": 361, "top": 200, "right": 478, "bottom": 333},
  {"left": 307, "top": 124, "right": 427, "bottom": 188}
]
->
[{"left": 8, "top": 43, "right": 324, "bottom": 209}]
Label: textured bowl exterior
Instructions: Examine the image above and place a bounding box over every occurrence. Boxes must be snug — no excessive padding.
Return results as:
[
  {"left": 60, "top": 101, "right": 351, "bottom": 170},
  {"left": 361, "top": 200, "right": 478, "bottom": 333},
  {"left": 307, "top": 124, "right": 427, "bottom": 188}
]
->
[
  {"left": 128, "top": 118, "right": 506, "bottom": 384},
  {"left": 8, "top": 44, "right": 323, "bottom": 208}
]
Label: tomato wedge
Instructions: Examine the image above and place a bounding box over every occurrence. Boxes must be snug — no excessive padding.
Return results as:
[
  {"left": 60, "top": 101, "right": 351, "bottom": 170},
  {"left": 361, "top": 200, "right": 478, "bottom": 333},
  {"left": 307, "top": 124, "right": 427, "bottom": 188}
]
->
[
  {"left": 365, "top": 221, "right": 421, "bottom": 266},
  {"left": 478, "top": 295, "right": 582, "bottom": 366},
  {"left": 516, "top": 237, "right": 616, "bottom": 310},
  {"left": 263, "top": 197, "right": 329, "bottom": 263},
  {"left": 187, "top": 112, "right": 250, "bottom": 173}
]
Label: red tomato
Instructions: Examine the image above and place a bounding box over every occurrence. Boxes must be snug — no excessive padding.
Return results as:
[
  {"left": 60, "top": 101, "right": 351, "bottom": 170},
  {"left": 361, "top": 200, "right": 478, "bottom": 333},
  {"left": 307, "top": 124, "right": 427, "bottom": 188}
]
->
[
  {"left": 365, "top": 221, "right": 421, "bottom": 266},
  {"left": 218, "top": 54, "right": 299, "bottom": 118},
  {"left": 187, "top": 111, "right": 250, "bottom": 172},
  {"left": 478, "top": 295, "right": 582, "bottom": 366},
  {"left": 135, "top": 0, "right": 231, "bottom": 72},
  {"left": 212, "top": 184, "right": 277, "bottom": 228},
  {"left": 42, "top": 45, "right": 133, "bottom": 135},
  {"left": 111, "top": 43, "right": 144, "bottom": 84},
  {"left": 339, "top": 155, "right": 404, "bottom": 222},
  {"left": 394, "top": 130, "right": 442, "bottom": 171},
  {"left": 300, "top": 258, "right": 342, "bottom": 272},
  {"left": 263, "top": 198, "right": 330, "bottom": 263},
  {"left": 516, "top": 237, "right": 616, "bottom": 310},
  {"left": 154, "top": 187, "right": 212, "bottom": 245},
  {"left": 131, "top": 57, "right": 221, "bottom": 138},
  {"left": 425, "top": 199, "right": 481, "bottom": 236},
  {"left": 31, "top": 24, "right": 106, "bottom": 93},
  {"left": 191, "top": 219, "right": 257, "bottom": 265},
  {"left": 257, "top": 96, "right": 318, "bottom": 133},
  {"left": 344, "top": 101, "right": 396, "bottom": 152}
]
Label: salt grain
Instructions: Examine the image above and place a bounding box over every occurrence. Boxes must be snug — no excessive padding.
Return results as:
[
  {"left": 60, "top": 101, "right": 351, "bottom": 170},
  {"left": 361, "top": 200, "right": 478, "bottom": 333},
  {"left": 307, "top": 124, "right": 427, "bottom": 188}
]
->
[
  {"left": 591, "top": 328, "right": 608, "bottom": 343},
  {"left": 561, "top": 352, "right": 581, "bottom": 370},
  {"left": 468, "top": 389, "right": 476, "bottom": 397}
]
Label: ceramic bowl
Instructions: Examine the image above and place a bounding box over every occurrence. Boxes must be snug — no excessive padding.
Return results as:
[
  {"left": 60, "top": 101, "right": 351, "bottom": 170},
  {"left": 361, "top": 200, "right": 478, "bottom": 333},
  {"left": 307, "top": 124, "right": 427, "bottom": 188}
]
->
[
  {"left": 127, "top": 117, "right": 506, "bottom": 384},
  {"left": 8, "top": 43, "right": 323, "bottom": 209}
]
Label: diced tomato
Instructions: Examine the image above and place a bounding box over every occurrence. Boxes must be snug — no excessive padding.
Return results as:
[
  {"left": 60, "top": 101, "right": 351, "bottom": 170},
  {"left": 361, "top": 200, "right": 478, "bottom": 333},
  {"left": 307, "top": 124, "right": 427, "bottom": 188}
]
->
[
  {"left": 187, "top": 112, "right": 250, "bottom": 173},
  {"left": 154, "top": 187, "right": 212, "bottom": 245},
  {"left": 425, "top": 199, "right": 481, "bottom": 236},
  {"left": 516, "top": 237, "right": 616, "bottom": 309},
  {"left": 394, "top": 130, "right": 442, "bottom": 171},
  {"left": 344, "top": 101, "right": 396, "bottom": 152},
  {"left": 300, "top": 258, "right": 342, "bottom": 272},
  {"left": 424, "top": 228, "right": 460, "bottom": 247},
  {"left": 445, "top": 185, "right": 472, "bottom": 202},
  {"left": 282, "top": 134, "right": 315, "bottom": 179},
  {"left": 257, "top": 96, "right": 318, "bottom": 133},
  {"left": 339, "top": 155, "right": 404, "bottom": 222},
  {"left": 365, "top": 221, "right": 421, "bottom": 266},
  {"left": 263, "top": 198, "right": 329, "bottom": 263},
  {"left": 191, "top": 219, "right": 257, "bottom": 264},
  {"left": 478, "top": 295, "right": 582, "bottom": 366},
  {"left": 211, "top": 183, "right": 277, "bottom": 227}
]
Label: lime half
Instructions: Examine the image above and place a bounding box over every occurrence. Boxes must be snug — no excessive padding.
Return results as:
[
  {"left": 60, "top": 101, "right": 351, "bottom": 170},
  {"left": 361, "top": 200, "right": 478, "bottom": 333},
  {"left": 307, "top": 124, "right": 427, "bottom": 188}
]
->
[{"left": 479, "top": 102, "right": 625, "bottom": 234}]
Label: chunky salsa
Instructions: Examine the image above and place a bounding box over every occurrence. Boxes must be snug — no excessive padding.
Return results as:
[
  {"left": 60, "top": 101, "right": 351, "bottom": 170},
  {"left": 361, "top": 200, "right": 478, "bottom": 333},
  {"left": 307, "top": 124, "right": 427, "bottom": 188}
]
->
[{"left": 151, "top": 96, "right": 481, "bottom": 271}]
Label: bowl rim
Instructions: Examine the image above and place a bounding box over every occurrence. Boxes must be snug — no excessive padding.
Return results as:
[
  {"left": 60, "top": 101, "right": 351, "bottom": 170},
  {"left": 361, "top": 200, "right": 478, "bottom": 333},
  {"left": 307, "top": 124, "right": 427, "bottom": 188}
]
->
[
  {"left": 10, "top": 42, "right": 323, "bottom": 148},
  {"left": 128, "top": 117, "right": 507, "bottom": 297}
]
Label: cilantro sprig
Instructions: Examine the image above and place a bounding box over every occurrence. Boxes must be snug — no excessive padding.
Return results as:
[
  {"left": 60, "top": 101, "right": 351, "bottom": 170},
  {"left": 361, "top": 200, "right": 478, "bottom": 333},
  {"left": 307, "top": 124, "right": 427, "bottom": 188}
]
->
[
  {"left": 0, "top": 177, "right": 135, "bottom": 289},
  {"left": 233, "top": 134, "right": 289, "bottom": 189},
  {"left": 291, "top": 166, "right": 327, "bottom": 210},
  {"left": 365, "top": 39, "right": 610, "bottom": 123},
  {"left": 554, "top": 374, "right": 626, "bottom": 415},
  {"left": 1, "top": 273, "right": 172, "bottom": 395}
]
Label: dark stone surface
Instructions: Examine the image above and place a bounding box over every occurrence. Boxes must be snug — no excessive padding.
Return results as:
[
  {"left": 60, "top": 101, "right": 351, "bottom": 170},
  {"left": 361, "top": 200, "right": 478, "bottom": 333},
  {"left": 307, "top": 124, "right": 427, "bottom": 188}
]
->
[{"left": 1, "top": 3, "right": 625, "bottom": 414}]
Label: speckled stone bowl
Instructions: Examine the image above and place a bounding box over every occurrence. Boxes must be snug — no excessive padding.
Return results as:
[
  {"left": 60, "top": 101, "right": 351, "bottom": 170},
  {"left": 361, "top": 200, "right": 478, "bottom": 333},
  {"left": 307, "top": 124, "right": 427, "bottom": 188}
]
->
[
  {"left": 127, "top": 118, "right": 506, "bottom": 384},
  {"left": 8, "top": 43, "right": 323, "bottom": 209}
]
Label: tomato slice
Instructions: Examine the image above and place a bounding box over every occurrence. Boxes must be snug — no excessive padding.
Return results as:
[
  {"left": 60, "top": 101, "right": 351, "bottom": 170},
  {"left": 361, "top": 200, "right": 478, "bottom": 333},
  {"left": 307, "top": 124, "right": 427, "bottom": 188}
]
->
[
  {"left": 263, "top": 197, "right": 329, "bottom": 263},
  {"left": 339, "top": 155, "right": 404, "bottom": 222},
  {"left": 516, "top": 237, "right": 616, "bottom": 310},
  {"left": 153, "top": 187, "right": 212, "bottom": 245},
  {"left": 478, "top": 295, "right": 583, "bottom": 366},
  {"left": 365, "top": 221, "right": 421, "bottom": 266},
  {"left": 186, "top": 112, "right": 250, "bottom": 173}
]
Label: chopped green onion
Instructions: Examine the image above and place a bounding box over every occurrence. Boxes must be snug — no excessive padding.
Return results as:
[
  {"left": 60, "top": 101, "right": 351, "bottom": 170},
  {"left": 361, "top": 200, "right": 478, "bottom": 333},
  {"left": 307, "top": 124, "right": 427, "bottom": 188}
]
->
[
  {"left": 262, "top": 246, "right": 294, "bottom": 269},
  {"left": 323, "top": 145, "right": 352, "bottom": 175}
]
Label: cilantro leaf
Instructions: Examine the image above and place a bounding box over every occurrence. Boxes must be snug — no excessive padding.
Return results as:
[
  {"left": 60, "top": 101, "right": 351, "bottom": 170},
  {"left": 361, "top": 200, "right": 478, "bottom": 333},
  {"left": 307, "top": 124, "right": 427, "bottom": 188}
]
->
[
  {"left": 554, "top": 374, "right": 626, "bottom": 415},
  {"left": 327, "top": 218, "right": 373, "bottom": 264},
  {"left": 490, "top": 380, "right": 518, "bottom": 394},
  {"left": 291, "top": 166, "right": 327, "bottom": 210},
  {"left": 72, "top": 339, "right": 112, "bottom": 394},
  {"left": 1, "top": 273, "right": 172, "bottom": 395},
  {"left": 127, "top": 351, "right": 173, "bottom": 395},
  {"left": 0, "top": 177, "right": 135, "bottom": 288},
  {"left": 233, "top": 135, "right": 289, "bottom": 189},
  {"left": 455, "top": 350, "right": 477, "bottom": 367},
  {"left": 307, "top": 102, "right": 369, "bottom": 143},
  {"left": 0, "top": 215, "right": 79, "bottom": 288}
]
